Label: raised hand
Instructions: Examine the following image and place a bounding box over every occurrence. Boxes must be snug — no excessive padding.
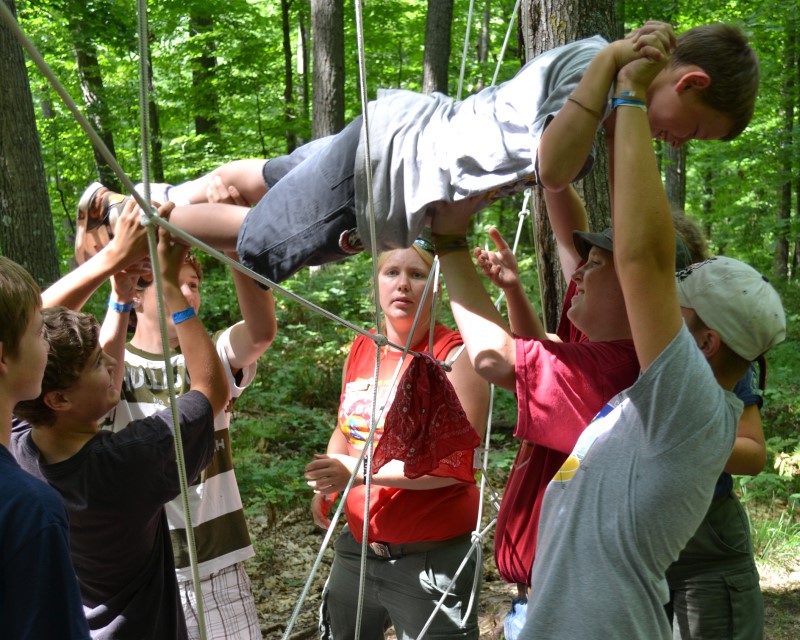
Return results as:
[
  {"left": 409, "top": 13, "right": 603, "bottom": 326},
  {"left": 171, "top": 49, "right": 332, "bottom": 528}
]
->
[
  {"left": 625, "top": 20, "right": 677, "bottom": 61},
  {"left": 105, "top": 198, "right": 152, "bottom": 272},
  {"left": 474, "top": 226, "right": 521, "bottom": 291}
]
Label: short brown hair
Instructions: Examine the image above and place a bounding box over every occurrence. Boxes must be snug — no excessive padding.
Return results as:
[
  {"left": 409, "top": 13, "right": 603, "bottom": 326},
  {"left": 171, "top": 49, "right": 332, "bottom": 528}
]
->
[
  {"left": 0, "top": 256, "right": 41, "bottom": 359},
  {"left": 14, "top": 307, "right": 100, "bottom": 427},
  {"left": 671, "top": 24, "right": 759, "bottom": 140},
  {"left": 671, "top": 210, "right": 709, "bottom": 263}
]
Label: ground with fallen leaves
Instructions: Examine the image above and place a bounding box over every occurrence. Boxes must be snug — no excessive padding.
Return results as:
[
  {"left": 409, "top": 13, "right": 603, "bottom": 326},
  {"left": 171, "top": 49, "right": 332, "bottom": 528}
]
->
[{"left": 244, "top": 508, "right": 800, "bottom": 640}]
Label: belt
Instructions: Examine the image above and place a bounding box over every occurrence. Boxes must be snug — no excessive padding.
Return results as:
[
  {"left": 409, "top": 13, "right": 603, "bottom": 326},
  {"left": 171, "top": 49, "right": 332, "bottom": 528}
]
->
[{"left": 368, "top": 532, "right": 472, "bottom": 560}]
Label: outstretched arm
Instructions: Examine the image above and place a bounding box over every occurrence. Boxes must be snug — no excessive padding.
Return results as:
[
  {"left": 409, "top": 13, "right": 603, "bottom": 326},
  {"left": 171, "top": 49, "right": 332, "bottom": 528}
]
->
[
  {"left": 537, "top": 22, "right": 676, "bottom": 192},
  {"left": 224, "top": 255, "right": 277, "bottom": 370},
  {"left": 612, "top": 52, "right": 682, "bottom": 371},
  {"left": 158, "top": 227, "right": 229, "bottom": 415},
  {"left": 99, "top": 269, "right": 140, "bottom": 394},
  {"left": 42, "top": 198, "right": 151, "bottom": 310},
  {"left": 544, "top": 186, "right": 589, "bottom": 282},
  {"left": 431, "top": 199, "right": 517, "bottom": 390},
  {"left": 474, "top": 227, "right": 547, "bottom": 340},
  {"left": 203, "top": 176, "right": 277, "bottom": 370}
]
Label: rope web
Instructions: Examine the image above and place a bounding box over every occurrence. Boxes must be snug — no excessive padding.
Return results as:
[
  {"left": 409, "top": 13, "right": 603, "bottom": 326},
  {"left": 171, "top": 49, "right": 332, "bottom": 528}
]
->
[{"left": 1, "top": 1, "right": 534, "bottom": 638}]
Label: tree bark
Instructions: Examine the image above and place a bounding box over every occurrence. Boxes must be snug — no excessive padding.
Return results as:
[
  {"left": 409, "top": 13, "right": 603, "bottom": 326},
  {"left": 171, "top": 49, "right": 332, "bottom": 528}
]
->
[
  {"left": 0, "top": 0, "right": 60, "bottom": 284},
  {"left": 146, "top": 56, "right": 164, "bottom": 182},
  {"left": 298, "top": 6, "right": 311, "bottom": 141},
  {"left": 311, "top": 0, "right": 345, "bottom": 138},
  {"left": 64, "top": 0, "right": 120, "bottom": 191},
  {"left": 281, "top": 0, "right": 298, "bottom": 152},
  {"left": 422, "top": 0, "right": 454, "bottom": 95},
  {"left": 664, "top": 145, "right": 686, "bottom": 212},
  {"left": 775, "top": 16, "right": 797, "bottom": 279},
  {"left": 190, "top": 11, "right": 220, "bottom": 145},
  {"left": 520, "top": 0, "right": 615, "bottom": 331}
]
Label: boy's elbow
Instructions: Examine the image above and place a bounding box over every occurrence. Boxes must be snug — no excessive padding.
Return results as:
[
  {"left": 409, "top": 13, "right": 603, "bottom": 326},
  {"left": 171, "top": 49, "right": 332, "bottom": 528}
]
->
[
  {"left": 198, "top": 372, "right": 230, "bottom": 415},
  {"left": 208, "top": 384, "right": 230, "bottom": 416},
  {"left": 472, "top": 350, "right": 515, "bottom": 390}
]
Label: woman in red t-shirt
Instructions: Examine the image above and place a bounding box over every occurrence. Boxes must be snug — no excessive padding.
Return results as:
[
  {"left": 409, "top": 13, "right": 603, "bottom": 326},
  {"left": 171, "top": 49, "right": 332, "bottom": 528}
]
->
[{"left": 305, "top": 239, "right": 489, "bottom": 639}]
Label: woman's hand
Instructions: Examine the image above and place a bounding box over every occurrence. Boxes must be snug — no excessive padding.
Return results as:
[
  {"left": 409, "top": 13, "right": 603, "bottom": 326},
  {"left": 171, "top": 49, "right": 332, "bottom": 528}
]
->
[
  {"left": 310, "top": 492, "right": 337, "bottom": 529},
  {"left": 305, "top": 453, "right": 357, "bottom": 496}
]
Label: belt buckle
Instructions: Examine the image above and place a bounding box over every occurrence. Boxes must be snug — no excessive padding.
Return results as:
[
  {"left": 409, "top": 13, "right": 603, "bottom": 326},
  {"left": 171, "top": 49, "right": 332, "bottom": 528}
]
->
[{"left": 369, "top": 542, "right": 392, "bottom": 559}]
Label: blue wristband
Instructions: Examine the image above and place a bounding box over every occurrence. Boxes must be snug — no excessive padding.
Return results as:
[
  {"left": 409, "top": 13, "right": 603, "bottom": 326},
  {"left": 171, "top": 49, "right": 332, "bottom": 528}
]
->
[
  {"left": 108, "top": 297, "right": 134, "bottom": 313},
  {"left": 611, "top": 97, "right": 647, "bottom": 111},
  {"left": 171, "top": 307, "right": 196, "bottom": 325}
]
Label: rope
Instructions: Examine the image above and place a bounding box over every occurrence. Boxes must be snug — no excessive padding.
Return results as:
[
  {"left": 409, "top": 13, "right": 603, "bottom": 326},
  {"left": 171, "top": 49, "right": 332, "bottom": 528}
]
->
[
  {"left": 0, "top": 4, "right": 216, "bottom": 636},
  {"left": 2, "top": 2, "right": 532, "bottom": 637},
  {"left": 455, "top": 0, "right": 476, "bottom": 101},
  {"left": 135, "top": 1, "right": 207, "bottom": 638},
  {"left": 491, "top": 0, "right": 522, "bottom": 87}
]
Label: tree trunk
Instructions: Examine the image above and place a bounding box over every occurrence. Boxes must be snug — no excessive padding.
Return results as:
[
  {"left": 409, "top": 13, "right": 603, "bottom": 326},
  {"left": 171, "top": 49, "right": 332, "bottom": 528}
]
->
[
  {"left": 65, "top": 1, "right": 120, "bottom": 191},
  {"left": 0, "top": 0, "right": 60, "bottom": 285},
  {"left": 311, "top": 0, "right": 345, "bottom": 138},
  {"left": 298, "top": 6, "right": 311, "bottom": 144},
  {"left": 520, "top": 0, "right": 615, "bottom": 331},
  {"left": 281, "top": 0, "right": 298, "bottom": 152},
  {"left": 473, "top": 2, "right": 491, "bottom": 94},
  {"left": 664, "top": 145, "right": 686, "bottom": 212},
  {"left": 422, "top": 0, "right": 453, "bottom": 95},
  {"left": 775, "top": 16, "right": 797, "bottom": 279},
  {"left": 147, "top": 57, "right": 164, "bottom": 182},
  {"left": 190, "top": 11, "right": 220, "bottom": 145}
]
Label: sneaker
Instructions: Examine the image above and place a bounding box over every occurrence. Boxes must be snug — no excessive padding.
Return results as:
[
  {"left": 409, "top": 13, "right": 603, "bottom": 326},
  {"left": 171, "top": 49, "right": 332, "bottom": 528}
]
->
[
  {"left": 134, "top": 182, "right": 171, "bottom": 206},
  {"left": 74, "top": 182, "right": 129, "bottom": 264}
]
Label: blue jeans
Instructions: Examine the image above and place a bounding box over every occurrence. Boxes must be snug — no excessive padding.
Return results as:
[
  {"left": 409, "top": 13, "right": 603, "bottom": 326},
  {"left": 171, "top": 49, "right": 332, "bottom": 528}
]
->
[
  {"left": 237, "top": 118, "right": 363, "bottom": 284},
  {"left": 503, "top": 596, "right": 528, "bottom": 640}
]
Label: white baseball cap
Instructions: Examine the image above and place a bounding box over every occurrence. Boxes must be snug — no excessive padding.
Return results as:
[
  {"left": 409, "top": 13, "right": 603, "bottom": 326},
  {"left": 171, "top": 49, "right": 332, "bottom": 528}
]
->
[{"left": 675, "top": 256, "right": 786, "bottom": 361}]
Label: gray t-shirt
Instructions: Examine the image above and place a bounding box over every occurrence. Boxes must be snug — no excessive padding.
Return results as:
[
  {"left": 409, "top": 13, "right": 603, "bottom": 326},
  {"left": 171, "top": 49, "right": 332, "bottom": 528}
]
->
[
  {"left": 520, "top": 325, "right": 741, "bottom": 639},
  {"left": 355, "top": 35, "right": 609, "bottom": 250}
]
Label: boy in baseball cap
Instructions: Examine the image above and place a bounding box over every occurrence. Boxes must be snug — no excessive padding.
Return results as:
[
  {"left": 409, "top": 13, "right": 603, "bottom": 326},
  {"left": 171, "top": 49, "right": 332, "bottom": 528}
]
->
[{"left": 676, "top": 256, "right": 785, "bottom": 363}]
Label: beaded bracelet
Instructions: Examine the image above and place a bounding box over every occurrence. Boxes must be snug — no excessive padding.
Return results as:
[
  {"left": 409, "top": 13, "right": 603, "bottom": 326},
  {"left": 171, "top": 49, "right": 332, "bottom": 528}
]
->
[
  {"left": 431, "top": 234, "right": 469, "bottom": 256},
  {"left": 108, "top": 297, "right": 134, "bottom": 313},
  {"left": 172, "top": 307, "right": 196, "bottom": 325}
]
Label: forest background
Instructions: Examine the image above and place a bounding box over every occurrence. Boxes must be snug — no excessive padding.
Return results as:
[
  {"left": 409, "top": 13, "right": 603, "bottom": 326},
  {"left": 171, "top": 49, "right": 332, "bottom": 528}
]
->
[{"left": 1, "top": 0, "right": 798, "bottom": 637}]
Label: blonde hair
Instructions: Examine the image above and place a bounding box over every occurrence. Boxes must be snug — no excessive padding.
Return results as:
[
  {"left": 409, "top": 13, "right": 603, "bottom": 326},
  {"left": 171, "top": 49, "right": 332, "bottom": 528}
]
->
[{"left": 372, "top": 244, "right": 438, "bottom": 331}]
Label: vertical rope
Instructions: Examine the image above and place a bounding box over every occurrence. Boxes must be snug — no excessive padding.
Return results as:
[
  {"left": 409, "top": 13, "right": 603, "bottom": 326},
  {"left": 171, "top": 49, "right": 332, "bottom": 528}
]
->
[
  {"left": 351, "top": 0, "right": 386, "bottom": 635},
  {"left": 135, "top": 2, "right": 206, "bottom": 638},
  {"left": 491, "top": 0, "right": 522, "bottom": 86},
  {"left": 455, "top": 0, "right": 476, "bottom": 101}
]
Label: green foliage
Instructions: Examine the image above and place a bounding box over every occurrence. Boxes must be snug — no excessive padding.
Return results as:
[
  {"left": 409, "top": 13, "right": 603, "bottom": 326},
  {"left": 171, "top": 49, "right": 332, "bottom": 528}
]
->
[
  {"left": 16, "top": 0, "right": 800, "bottom": 560},
  {"left": 231, "top": 402, "right": 333, "bottom": 514}
]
